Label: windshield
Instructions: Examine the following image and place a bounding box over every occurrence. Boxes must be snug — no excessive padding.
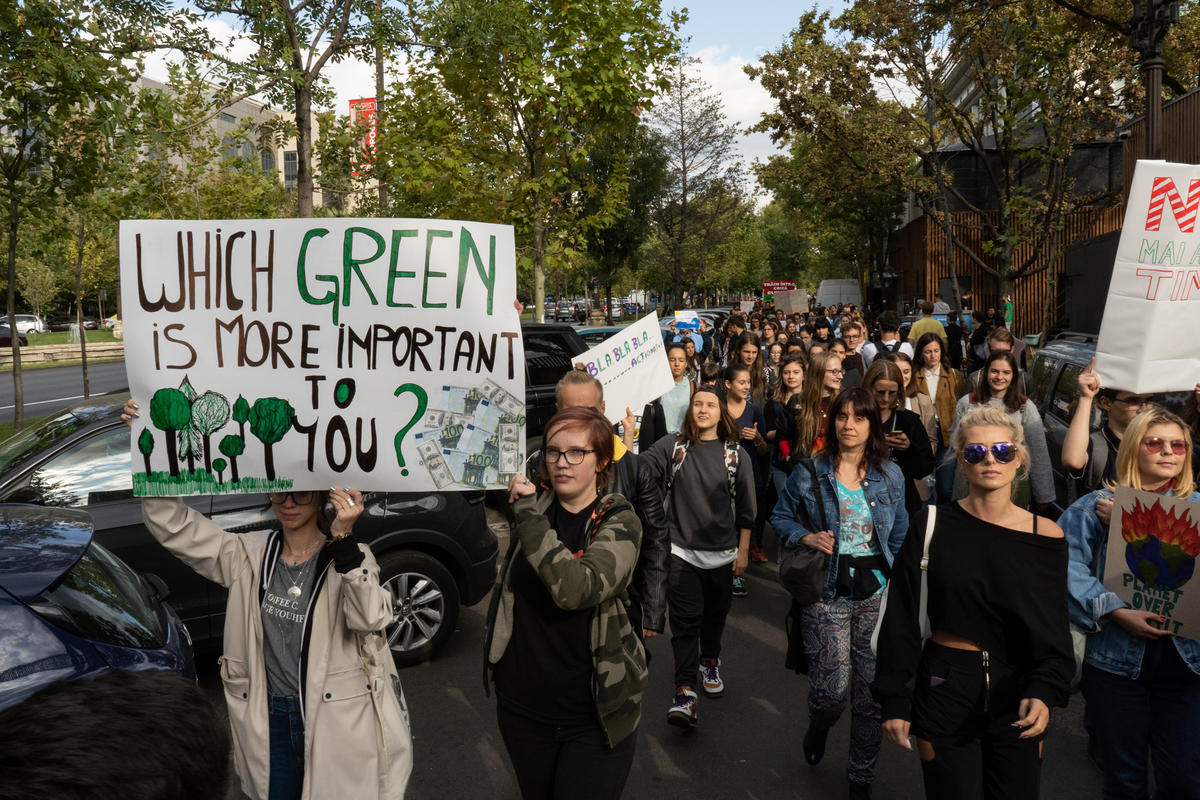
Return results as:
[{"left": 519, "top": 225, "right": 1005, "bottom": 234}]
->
[{"left": 0, "top": 410, "right": 86, "bottom": 474}]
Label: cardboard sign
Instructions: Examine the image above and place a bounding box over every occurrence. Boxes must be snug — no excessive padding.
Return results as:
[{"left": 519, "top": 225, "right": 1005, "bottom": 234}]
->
[
  {"left": 674, "top": 310, "right": 700, "bottom": 329},
  {"left": 740, "top": 300, "right": 755, "bottom": 314},
  {"left": 577, "top": 313, "right": 674, "bottom": 429},
  {"left": 1105, "top": 486, "right": 1200, "bottom": 637},
  {"left": 120, "top": 218, "right": 525, "bottom": 495},
  {"left": 1095, "top": 160, "right": 1200, "bottom": 393}
]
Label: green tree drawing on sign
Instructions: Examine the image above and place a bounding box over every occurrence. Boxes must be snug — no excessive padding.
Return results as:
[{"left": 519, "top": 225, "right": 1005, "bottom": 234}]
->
[
  {"left": 212, "top": 457, "right": 227, "bottom": 486},
  {"left": 149, "top": 388, "right": 191, "bottom": 477},
  {"left": 232, "top": 395, "right": 249, "bottom": 440},
  {"left": 218, "top": 434, "right": 245, "bottom": 484},
  {"left": 191, "top": 391, "right": 231, "bottom": 473},
  {"left": 248, "top": 398, "right": 295, "bottom": 482},
  {"left": 137, "top": 428, "right": 154, "bottom": 476}
]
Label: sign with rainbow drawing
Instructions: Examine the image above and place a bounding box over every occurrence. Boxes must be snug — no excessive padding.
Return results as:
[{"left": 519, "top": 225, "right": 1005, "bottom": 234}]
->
[
  {"left": 119, "top": 218, "right": 525, "bottom": 496},
  {"left": 1105, "top": 487, "right": 1200, "bottom": 638}
]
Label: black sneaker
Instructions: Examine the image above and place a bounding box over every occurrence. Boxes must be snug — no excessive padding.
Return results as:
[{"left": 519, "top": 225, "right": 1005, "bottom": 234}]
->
[
  {"left": 731, "top": 576, "right": 748, "bottom": 597},
  {"left": 803, "top": 724, "right": 829, "bottom": 765}
]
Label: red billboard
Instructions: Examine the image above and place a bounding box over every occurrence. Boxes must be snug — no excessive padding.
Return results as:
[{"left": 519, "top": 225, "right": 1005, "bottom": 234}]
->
[
  {"left": 763, "top": 280, "right": 796, "bottom": 294},
  {"left": 349, "top": 97, "right": 378, "bottom": 177}
]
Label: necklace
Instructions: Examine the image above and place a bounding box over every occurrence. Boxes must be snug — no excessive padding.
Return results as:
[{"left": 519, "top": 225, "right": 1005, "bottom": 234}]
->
[{"left": 280, "top": 541, "right": 320, "bottom": 599}]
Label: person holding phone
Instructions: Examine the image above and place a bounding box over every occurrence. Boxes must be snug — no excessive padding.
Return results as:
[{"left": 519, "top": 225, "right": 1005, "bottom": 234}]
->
[{"left": 120, "top": 400, "right": 407, "bottom": 800}]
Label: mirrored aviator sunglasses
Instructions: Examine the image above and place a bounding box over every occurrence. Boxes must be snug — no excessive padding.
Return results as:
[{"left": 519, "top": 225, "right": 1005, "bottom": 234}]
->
[{"left": 961, "top": 442, "right": 1018, "bottom": 465}]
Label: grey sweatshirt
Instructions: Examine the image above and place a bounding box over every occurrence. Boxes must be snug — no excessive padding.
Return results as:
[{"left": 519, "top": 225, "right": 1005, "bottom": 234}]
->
[{"left": 640, "top": 435, "right": 757, "bottom": 551}]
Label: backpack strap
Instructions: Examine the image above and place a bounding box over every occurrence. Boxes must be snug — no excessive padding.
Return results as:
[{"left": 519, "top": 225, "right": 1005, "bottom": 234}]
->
[
  {"left": 723, "top": 440, "right": 739, "bottom": 512},
  {"left": 665, "top": 437, "right": 689, "bottom": 495}
]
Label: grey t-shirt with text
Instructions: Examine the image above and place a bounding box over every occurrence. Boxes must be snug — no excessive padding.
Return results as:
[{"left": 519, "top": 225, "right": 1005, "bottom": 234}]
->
[{"left": 261, "top": 553, "right": 319, "bottom": 697}]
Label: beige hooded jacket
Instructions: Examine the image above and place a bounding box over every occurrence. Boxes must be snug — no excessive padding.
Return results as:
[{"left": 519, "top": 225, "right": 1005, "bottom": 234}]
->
[{"left": 142, "top": 497, "right": 411, "bottom": 800}]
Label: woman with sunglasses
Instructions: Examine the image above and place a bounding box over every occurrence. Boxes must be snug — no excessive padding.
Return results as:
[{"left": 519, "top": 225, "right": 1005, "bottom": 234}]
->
[
  {"left": 875, "top": 404, "right": 1073, "bottom": 800},
  {"left": 486, "top": 406, "right": 646, "bottom": 799},
  {"left": 119, "top": 400, "right": 405, "bottom": 800},
  {"left": 1057, "top": 407, "right": 1200, "bottom": 800},
  {"left": 950, "top": 351, "right": 1054, "bottom": 510},
  {"left": 772, "top": 387, "right": 909, "bottom": 800}
]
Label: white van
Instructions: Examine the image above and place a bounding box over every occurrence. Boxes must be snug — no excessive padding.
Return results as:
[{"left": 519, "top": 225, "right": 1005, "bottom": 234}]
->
[{"left": 816, "top": 279, "right": 862, "bottom": 309}]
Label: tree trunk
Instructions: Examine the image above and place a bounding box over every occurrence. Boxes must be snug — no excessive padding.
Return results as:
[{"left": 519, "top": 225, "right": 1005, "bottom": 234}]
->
[
  {"left": 165, "top": 432, "right": 179, "bottom": 477},
  {"left": 202, "top": 435, "right": 213, "bottom": 473},
  {"left": 264, "top": 444, "right": 276, "bottom": 481},
  {"left": 143, "top": 451, "right": 152, "bottom": 476},
  {"left": 533, "top": 216, "right": 546, "bottom": 323},
  {"left": 295, "top": 80, "right": 315, "bottom": 217},
  {"left": 7, "top": 195, "right": 23, "bottom": 432},
  {"left": 75, "top": 209, "right": 90, "bottom": 398},
  {"left": 230, "top": 456, "right": 240, "bottom": 484}
]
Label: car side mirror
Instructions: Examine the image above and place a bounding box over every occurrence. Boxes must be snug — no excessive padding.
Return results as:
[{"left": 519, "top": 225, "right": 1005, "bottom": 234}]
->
[
  {"left": 142, "top": 572, "right": 171, "bottom": 604},
  {"left": 6, "top": 485, "right": 43, "bottom": 504}
]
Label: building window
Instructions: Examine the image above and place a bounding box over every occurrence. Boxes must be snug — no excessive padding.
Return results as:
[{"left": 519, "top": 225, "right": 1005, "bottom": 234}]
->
[
  {"left": 218, "top": 112, "right": 236, "bottom": 124},
  {"left": 283, "top": 151, "right": 297, "bottom": 189},
  {"left": 261, "top": 150, "right": 276, "bottom": 173}
]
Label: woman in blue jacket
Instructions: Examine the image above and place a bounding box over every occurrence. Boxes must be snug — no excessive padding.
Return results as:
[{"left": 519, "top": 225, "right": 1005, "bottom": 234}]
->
[
  {"left": 1058, "top": 406, "right": 1200, "bottom": 800},
  {"left": 772, "top": 387, "right": 909, "bottom": 800}
]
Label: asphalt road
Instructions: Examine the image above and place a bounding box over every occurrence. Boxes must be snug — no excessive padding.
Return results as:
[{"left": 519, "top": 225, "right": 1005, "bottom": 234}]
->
[
  {"left": 0, "top": 361, "right": 129, "bottom": 422},
  {"left": 197, "top": 524, "right": 1104, "bottom": 800}
]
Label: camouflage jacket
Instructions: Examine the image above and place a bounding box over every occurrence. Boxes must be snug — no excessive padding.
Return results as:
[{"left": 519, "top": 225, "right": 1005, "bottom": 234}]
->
[{"left": 483, "top": 490, "right": 647, "bottom": 747}]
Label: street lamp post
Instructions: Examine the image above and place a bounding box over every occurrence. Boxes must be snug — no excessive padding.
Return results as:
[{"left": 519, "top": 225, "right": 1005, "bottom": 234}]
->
[{"left": 1131, "top": 0, "right": 1181, "bottom": 159}]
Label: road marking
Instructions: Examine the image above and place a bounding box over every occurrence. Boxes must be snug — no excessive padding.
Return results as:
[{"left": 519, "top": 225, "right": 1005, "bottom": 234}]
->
[{"left": 0, "top": 393, "right": 87, "bottom": 412}]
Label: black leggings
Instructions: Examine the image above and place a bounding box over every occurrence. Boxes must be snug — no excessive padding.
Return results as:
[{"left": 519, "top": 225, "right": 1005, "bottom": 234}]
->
[
  {"left": 911, "top": 643, "right": 1044, "bottom": 800},
  {"left": 497, "top": 704, "right": 636, "bottom": 800}
]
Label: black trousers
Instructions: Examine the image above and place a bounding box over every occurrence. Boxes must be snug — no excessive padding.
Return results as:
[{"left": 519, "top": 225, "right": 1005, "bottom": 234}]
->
[
  {"left": 911, "top": 643, "right": 1043, "bottom": 800},
  {"left": 497, "top": 703, "right": 637, "bottom": 800},
  {"left": 667, "top": 555, "right": 733, "bottom": 689}
]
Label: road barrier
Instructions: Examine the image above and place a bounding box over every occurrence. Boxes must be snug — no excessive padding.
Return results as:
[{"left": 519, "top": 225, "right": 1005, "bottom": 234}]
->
[{"left": 0, "top": 342, "right": 125, "bottom": 367}]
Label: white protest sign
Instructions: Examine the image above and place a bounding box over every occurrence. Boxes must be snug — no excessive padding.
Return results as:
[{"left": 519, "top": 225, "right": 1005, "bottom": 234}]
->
[
  {"left": 674, "top": 310, "right": 700, "bottom": 329},
  {"left": 120, "top": 218, "right": 525, "bottom": 496},
  {"left": 739, "top": 300, "right": 754, "bottom": 314},
  {"left": 1095, "top": 160, "right": 1200, "bottom": 393},
  {"left": 577, "top": 313, "right": 674, "bottom": 426},
  {"left": 1106, "top": 487, "right": 1200, "bottom": 637}
]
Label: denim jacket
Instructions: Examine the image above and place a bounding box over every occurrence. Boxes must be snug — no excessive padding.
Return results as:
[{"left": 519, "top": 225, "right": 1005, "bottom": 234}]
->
[
  {"left": 1059, "top": 489, "right": 1200, "bottom": 679},
  {"left": 772, "top": 455, "right": 909, "bottom": 602}
]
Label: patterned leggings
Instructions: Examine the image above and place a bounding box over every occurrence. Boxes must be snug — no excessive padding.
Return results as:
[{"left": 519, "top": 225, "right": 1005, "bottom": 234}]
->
[{"left": 801, "top": 593, "right": 883, "bottom": 786}]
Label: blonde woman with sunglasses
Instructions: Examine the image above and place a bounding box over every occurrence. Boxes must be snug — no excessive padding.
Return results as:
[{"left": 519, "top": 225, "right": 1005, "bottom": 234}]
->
[
  {"left": 875, "top": 404, "right": 1072, "bottom": 799},
  {"left": 1058, "top": 407, "right": 1200, "bottom": 800},
  {"left": 121, "top": 399, "right": 407, "bottom": 800}
]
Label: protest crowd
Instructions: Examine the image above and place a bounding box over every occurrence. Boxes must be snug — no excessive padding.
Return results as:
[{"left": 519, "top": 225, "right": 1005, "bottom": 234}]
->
[{"left": 9, "top": 293, "right": 1198, "bottom": 800}]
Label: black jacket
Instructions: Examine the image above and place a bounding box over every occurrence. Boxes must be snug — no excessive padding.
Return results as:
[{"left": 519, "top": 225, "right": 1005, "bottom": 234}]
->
[{"left": 882, "top": 407, "right": 937, "bottom": 518}]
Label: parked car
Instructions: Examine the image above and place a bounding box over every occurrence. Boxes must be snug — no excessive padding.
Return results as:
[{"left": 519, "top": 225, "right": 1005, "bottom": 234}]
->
[
  {"left": 0, "top": 393, "right": 499, "bottom": 667},
  {"left": 1026, "top": 331, "right": 1192, "bottom": 515},
  {"left": 0, "top": 504, "right": 195, "bottom": 709},
  {"left": 0, "top": 326, "right": 27, "bottom": 348},
  {"left": 520, "top": 322, "right": 588, "bottom": 447},
  {"left": 553, "top": 299, "right": 590, "bottom": 323},
  {"left": 577, "top": 325, "right": 626, "bottom": 346},
  {"left": 11, "top": 315, "right": 45, "bottom": 336},
  {"left": 44, "top": 315, "right": 99, "bottom": 332}
]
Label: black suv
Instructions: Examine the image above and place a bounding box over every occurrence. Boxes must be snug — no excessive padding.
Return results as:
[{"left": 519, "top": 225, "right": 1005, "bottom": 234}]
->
[
  {"left": 0, "top": 393, "right": 498, "bottom": 666},
  {"left": 1026, "top": 332, "right": 1193, "bottom": 514},
  {"left": 521, "top": 321, "right": 588, "bottom": 446}
]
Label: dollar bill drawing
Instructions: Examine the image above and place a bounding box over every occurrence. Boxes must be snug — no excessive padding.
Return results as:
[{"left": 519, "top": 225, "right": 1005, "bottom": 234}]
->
[
  {"left": 481, "top": 378, "right": 523, "bottom": 417},
  {"left": 499, "top": 422, "right": 522, "bottom": 474},
  {"left": 416, "top": 440, "right": 455, "bottom": 489},
  {"left": 423, "top": 409, "right": 446, "bottom": 429}
]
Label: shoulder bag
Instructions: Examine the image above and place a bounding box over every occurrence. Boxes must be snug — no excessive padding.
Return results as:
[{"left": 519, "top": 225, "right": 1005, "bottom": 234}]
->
[
  {"left": 870, "top": 505, "right": 937, "bottom": 655},
  {"left": 779, "top": 459, "right": 829, "bottom": 606}
]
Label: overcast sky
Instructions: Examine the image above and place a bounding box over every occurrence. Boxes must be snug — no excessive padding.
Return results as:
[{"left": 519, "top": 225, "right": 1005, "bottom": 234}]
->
[{"left": 146, "top": 2, "right": 847, "bottom": 180}]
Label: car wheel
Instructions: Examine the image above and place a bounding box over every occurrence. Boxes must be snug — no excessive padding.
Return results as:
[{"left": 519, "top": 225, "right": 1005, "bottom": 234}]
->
[{"left": 378, "top": 550, "right": 460, "bottom": 667}]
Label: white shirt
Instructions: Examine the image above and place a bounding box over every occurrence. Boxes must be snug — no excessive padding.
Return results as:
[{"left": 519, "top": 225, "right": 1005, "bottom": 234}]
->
[
  {"left": 862, "top": 338, "right": 914, "bottom": 367},
  {"left": 660, "top": 377, "right": 692, "bottom": 435},
  {"left": 925, "top": 365, "right": 941, "bottom": 403}
]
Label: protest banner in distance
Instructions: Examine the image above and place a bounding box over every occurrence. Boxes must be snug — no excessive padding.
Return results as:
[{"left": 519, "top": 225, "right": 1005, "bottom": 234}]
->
[
  {"left": 1105, "top": 486, "right": 1200, "bottom": 638},
  {"left": 120, "top": 218, "right": 525, "bottom": 496},
  {"left": 577, "top": 313, "right": 674, "bottom": 429},
  {"left": 739, "top": 300, "right": 754, "bottom": 314},
  {"left": 774, "top": 289, "right": 809, "bottom": 315},
  {"left": 674, "top": 310, "right": 700, "bottom": 329},
  {"left": 1095, "top": 160, "right": 1200, "bottom": 393},
  {"left": 763, "top": 280, "right": 795, "bottom": 295}
]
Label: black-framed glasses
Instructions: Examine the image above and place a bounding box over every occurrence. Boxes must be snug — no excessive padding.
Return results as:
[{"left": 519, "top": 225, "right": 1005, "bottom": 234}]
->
[
  {"left": 544, "top": 448, "right": 595, "bottom": 465},
  {"left": 269, "top": 491, "right": 315, "bottom": 505},
  {"left": 1115, "top": 395, "right": 1154, "bottom": 408},
  {"left": 1142, "top": 437, "right": 1187, "bottom": 455},
  {"left": 961, "top": 443, "right": 1019, "bottom": 464}
]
